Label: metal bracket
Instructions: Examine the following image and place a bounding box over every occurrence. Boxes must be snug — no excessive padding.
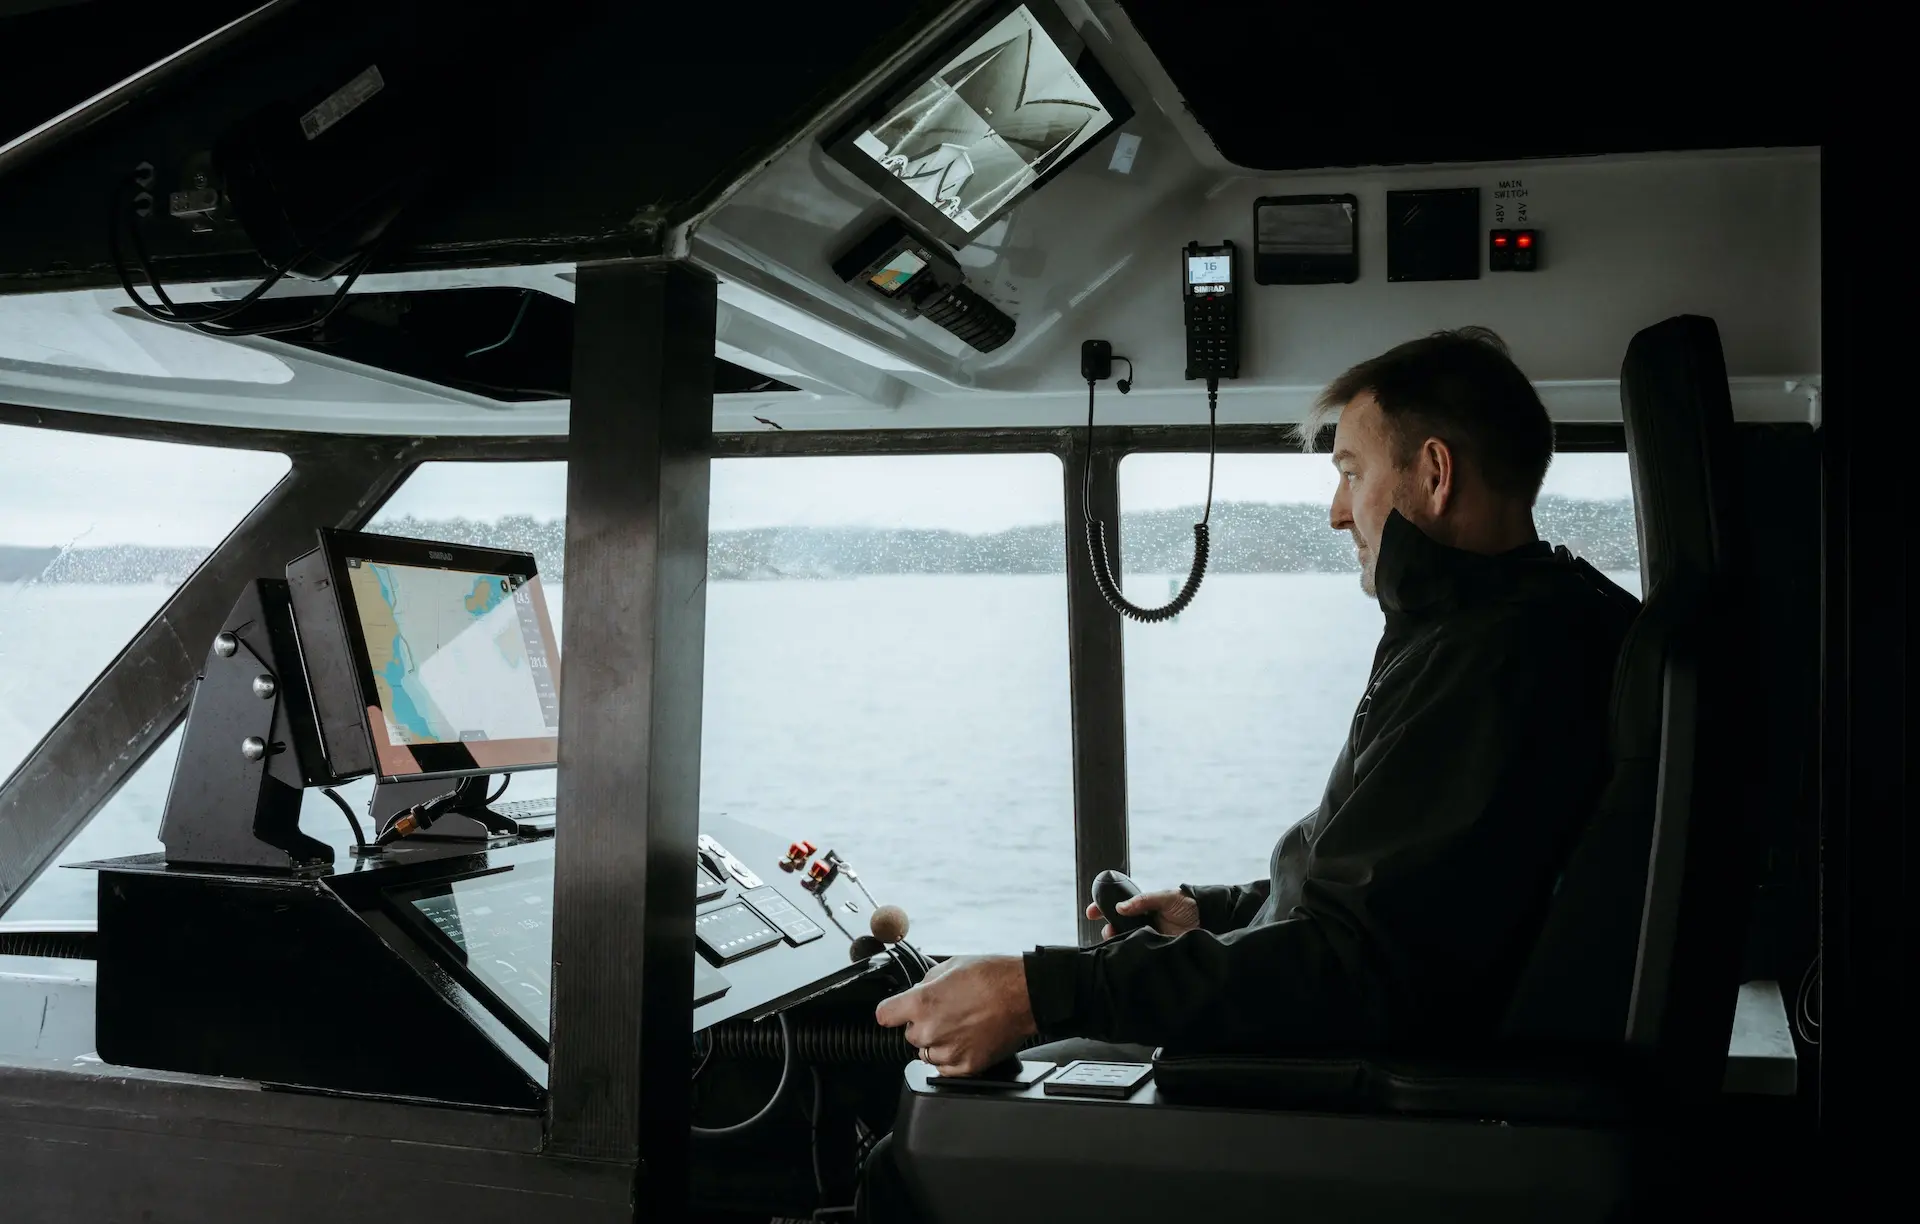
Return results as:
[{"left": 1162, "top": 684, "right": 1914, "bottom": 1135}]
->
[{"left": 157, "top": 579, "right": 333, "bottom": 871}]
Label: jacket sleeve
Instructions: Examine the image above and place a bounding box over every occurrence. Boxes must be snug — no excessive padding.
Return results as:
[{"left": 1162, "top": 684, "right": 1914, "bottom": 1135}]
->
[
  {"left": 1183, "top": 808, "right": 1317, "bottom": 932},
  {"left": 1183, "top": 880, "right": 1271, "bottom": 934},
  {"left": 1022, "top": 628, "right": 1602, "bottom": 1050}
]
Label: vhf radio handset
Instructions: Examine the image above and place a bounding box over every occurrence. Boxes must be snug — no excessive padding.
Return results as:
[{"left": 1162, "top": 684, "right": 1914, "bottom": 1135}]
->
[
  {"left": 1080, "top": 241, "right": 1237, "bottom": 624},
  {"left": 1183, "top": 240, "right": 1240, "bottom": 379}
]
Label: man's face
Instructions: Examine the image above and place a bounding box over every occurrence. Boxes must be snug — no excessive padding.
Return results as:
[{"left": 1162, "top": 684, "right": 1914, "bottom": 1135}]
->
[{"left": 1328, "top": 393, "right": 1415, "bottom": 597}]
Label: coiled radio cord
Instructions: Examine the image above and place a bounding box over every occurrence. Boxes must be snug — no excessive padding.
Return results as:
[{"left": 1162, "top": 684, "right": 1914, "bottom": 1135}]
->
[{"left": 1084, "top": 376, "right": 1217, "bottom": 623}]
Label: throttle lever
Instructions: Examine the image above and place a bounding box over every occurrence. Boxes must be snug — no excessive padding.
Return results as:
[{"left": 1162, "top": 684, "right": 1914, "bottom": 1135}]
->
[{"left": 1092, "top": 869, "right": 1152, "bottom": 937}]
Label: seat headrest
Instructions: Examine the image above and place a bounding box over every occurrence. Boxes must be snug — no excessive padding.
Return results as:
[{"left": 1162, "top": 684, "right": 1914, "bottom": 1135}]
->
[{"left": 1620, "top": 315, "right": 1742, "bottom": 598}]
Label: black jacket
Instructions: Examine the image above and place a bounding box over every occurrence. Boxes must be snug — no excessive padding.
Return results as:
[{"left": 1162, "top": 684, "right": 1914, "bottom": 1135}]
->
[{"left": 1023, "top": 510, "right": 1639, "bottom": 1051}]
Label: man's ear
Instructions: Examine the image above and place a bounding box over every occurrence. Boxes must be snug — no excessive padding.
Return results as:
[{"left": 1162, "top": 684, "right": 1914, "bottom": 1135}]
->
[{"left": 1418, "top": 437, "right": 1455, "bottom": 516}]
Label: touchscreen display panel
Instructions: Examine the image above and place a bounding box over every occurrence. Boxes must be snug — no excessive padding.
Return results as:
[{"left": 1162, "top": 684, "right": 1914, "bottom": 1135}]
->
[
  {"left": 338, "top": 548, "right": 560, "bottom": 779},
  {"left": 405, "top": 863, "right": 555, "bottom": 1040},
  {"left": 868, "top": 249, "right": 930, "bottom": 296}
]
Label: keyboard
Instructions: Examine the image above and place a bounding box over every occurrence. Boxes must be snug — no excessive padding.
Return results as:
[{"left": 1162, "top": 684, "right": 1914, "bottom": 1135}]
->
[{"left": 493, "top": 797, "right": 557, "bottom": 821}]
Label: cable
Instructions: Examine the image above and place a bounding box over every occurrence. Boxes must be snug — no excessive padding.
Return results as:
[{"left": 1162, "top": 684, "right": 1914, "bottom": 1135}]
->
[
  {"left": 691, "top": 1011, "right": 794, "bottom": 1136},
  {"left": 810, "top": 1066, "right": 828, "bottom": 1200},
  {"left": 467, "top": 289, "right": 534, "bottom": 357},
  {"left": 692, "top": 1029, "right": 716, "bottom": 1081},
  {"left": 486, "top": 774, "right": 512, "bottom": 804},
  {"left": 1203, "top": 379, "right": 1218, "bottom": 522},
  {"left": 1083, "top": 377, "right": 1217, "bottom": 623},
  {"left": 188, "top": 251, "right": 374, "bottom": 337},
  {"left": 114, "top": 181, "right": 318, "bottom": 328},
  {"left": 882, "top": 945, "right": 920, "bottom": 988},
  {"left": 372, "top": 785, "right": 462, "bottom": 845},
  {"left": 110, "top": 178, "right": 304, "bottom": 327},
  {"left": 1793, "top": 952, "right": 1821, "bottom": 1046},
  {"left": 893, "top": 938, "right": 932, "bottom": 978},
  {"left": 319, "top": 786, "right": 369, "bottom": 854},
  {"left": 109, "top": 174, "right": 374, "bottom": 339}
]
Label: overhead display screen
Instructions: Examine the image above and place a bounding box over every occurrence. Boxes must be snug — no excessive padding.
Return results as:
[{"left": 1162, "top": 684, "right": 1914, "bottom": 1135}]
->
[
  {"left": 329, "top": 533, "right": 562, "bottom": 780},
  {"left": 828, "top": 2, "right": 1132, "bottom": 247}
]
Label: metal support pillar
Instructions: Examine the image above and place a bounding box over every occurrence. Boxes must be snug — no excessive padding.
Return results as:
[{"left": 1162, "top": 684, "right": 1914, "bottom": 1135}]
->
[
  {"left": 1063, "top": 439, "right": 1128, "bottom": 946},
  {"left": 546, "top": 261, "right": 714, "bottom": 1216}
]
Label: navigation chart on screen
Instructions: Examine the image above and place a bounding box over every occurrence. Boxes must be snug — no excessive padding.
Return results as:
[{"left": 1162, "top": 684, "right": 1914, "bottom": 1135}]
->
[{"left": 345, "top": 560, "right": 559, "bottom": 749}]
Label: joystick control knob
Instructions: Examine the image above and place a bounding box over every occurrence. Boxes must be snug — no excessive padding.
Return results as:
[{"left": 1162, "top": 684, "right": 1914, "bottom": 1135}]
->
[{"left": 1092, "top": 870, "right": 1151, "bottom": 937}]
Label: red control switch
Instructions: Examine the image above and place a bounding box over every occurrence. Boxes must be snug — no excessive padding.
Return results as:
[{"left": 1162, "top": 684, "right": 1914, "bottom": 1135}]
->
[
  {"left": 782, "top": 840, "right": 816, "bottom": 872},
  {"left": 805, "top": 858, "right": 839, "bottom": 893},
  {"left": 1512, "top": 229, "right": 1540, "bottom": 271}
]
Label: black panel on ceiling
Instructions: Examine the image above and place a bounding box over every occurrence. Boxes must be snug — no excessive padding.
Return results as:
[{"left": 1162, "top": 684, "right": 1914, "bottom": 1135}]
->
[
  {"left": 230, "top": 287, "right": 797, "bottom": 401},
  {"left": 0, "top": 0, "right": 943, "bottom": 290},
  {"left": 1119, "top": 2, "right": 1824, "bottom": 170}
]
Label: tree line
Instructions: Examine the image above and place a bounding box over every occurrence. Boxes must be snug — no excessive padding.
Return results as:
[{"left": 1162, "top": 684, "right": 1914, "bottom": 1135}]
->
[{"left": 1, "top": 496, "right": 1639, "bottom": 585}]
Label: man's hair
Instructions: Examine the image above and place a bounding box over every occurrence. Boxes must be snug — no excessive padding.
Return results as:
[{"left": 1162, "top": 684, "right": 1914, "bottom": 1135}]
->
[{"left": 1301, "top": 326, "right": 1554, "bottom": 503}]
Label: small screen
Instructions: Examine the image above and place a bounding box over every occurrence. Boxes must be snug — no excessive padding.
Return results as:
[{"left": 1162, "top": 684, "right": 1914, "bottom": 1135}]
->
[
  {"left": 1186, "top": 252, "right": 1232, "bottom": 288},
  {"left": 343, "top": 556, "right": 560, "bottom": 779},
  {"left": 407, "top": 864, "right": 555, "bottom": 1039},
  {"left": 1256, "top": 201, "right": 1356, "bottom": 257},
  {"left": 847, "top": 4, "right": 1117, "bottom": 234},
  {"left": 868, "top": 249, "right": 929, "bottom": 296},
  {"left": 695, "top": 902, "right": 783, "bottom": 963}
]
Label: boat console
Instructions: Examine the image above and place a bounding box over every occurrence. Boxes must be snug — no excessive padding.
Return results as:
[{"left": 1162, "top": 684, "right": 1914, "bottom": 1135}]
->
[
  {"left": 73, "top": 524, "right": 903, "bottom": 1107},
  {"left": 85, "top": 812, "right": 883, "bottom": 1107}
]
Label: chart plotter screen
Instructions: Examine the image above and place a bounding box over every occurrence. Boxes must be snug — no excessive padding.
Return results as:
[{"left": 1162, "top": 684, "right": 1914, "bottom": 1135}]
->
[{"left": 340, "top": 551, "right": 560, "bottom": 779}]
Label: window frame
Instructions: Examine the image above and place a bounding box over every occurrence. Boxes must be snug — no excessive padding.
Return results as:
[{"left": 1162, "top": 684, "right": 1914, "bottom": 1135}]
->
[{"left": 0, "top": 400, "right": 1625, "bottom": 946}]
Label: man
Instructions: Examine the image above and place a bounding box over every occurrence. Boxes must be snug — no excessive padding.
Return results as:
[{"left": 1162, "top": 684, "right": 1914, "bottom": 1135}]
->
[{"left": 875, "top": 326, "right": 1637, "bottom": 1075}]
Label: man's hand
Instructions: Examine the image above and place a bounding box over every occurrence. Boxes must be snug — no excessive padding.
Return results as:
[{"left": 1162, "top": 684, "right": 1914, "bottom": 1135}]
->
[
  {"left": 1084, "top": 887, "right": 1200, "bottom": 939},
  {"left": 874, "top": 955, "right": 1037, "bottom": 1077}
]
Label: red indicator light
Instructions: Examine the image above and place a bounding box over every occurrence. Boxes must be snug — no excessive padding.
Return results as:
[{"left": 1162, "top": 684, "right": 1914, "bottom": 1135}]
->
[
  {"left": 1517, "top": 233, "right": 1534, "bottom": 248},
  {"left": 1493, "top": 234, "right": 1509, "bottom": 246}
]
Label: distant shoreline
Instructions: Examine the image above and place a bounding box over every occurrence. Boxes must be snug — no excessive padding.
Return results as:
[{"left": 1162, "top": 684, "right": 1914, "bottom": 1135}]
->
[{"left": 1, "top": 497, "right": 1638, "bottom": 585}]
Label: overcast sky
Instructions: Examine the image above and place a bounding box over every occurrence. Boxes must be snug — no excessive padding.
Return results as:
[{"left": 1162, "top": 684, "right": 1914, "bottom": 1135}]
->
[
  {"left": 0, "top": 424, "right": 1633, "bottom": 547},
  {"left": 0, "top": 426, "right": 290, "bottom": 548}
]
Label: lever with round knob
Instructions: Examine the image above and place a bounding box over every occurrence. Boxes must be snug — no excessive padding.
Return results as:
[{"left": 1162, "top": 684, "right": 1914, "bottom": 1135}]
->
[{"left": 1092, "top": 869, "right": 1152, "bottom": 937}]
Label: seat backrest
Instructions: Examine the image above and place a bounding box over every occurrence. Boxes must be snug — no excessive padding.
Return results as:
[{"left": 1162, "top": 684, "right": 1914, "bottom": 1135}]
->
[{"left": 1500, "top": 317, "right": 1754, "bottom": 1102}]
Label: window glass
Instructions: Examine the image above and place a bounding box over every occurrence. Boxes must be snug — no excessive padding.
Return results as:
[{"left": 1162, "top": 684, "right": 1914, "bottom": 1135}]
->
[
  {"left": 2, "top": 730, "right": 181, "bottom": 924},
  {"left": 1117, "top": 450, "right": 1639, "bottom": 896},
  {"left": 703, "top": 455, "right": 1074, "bottom": 953},
  {"left": 0, "top": 424, "right": 290, "bottom": 919},
  {"left": 362, "top": 455, "right": 1075, "bottom": 953}
]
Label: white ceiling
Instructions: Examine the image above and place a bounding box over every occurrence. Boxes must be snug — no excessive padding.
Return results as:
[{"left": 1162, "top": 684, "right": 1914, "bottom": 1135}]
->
[{"left": 0, "top": 0, "right": 1821, "bottom": 436}]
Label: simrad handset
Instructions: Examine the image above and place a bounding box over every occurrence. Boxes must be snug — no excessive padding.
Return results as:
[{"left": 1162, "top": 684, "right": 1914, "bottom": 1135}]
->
[{"left": 1183, "top": 240, "right": 1240, "bottom": 380}]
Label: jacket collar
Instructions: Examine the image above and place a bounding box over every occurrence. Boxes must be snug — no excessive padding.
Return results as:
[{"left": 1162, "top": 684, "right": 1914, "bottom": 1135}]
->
[{"left": 1373, "top": 509, "right": 1552, "bottom": 617}]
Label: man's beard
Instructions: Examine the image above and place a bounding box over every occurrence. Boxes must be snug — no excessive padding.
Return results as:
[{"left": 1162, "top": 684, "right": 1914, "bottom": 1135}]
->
[{"left": 1353, "top": 482, "right": 1418, "bottom": 599}]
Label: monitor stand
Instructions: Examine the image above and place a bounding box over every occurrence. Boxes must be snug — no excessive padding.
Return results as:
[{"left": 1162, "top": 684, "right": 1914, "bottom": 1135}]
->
[{"left": 369, "top": 775, "right": 516, "bottom": 843}]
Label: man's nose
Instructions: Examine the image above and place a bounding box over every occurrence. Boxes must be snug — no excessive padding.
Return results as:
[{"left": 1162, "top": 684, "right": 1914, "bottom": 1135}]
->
[{"left": 1329, "top": 488, "right": 1351, "bottom": 531}]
